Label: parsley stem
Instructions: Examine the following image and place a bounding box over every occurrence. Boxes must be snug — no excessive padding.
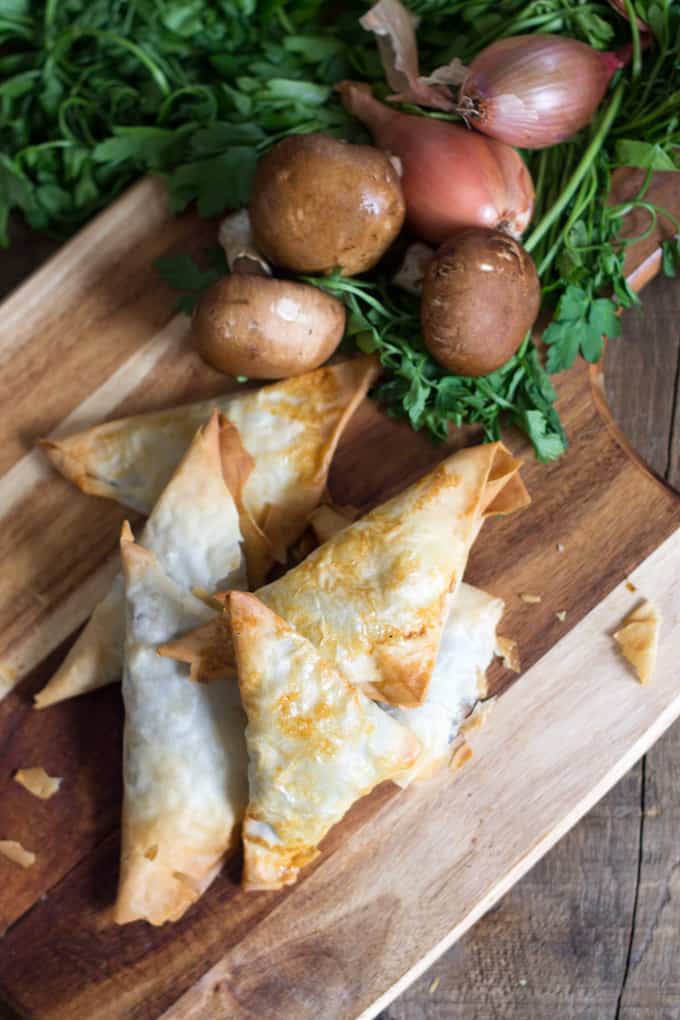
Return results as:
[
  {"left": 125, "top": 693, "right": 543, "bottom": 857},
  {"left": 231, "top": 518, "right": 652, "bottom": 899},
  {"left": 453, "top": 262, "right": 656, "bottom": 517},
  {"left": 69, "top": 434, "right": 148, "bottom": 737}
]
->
[
  {"left": 525, "top": 81, "right": 624, "bottom": 255},
  {"left": 630, "top": 47, "right": 666, "bottom": 118},
  {"left": 461, "top": 4, "right": 611, "bottom": 60},
  {"left": 15, "top": 139, "right": 74, "bottom": 165},
  {"left": 43, "top": 0, "right": 59, "bottom": 34},
  {"left": 613, "top": 93, "right": 680, "bottom": 134},
  {"left": 623, "top": 0, "right": 642, "bottom": 79},
  {"left": 158, "top": 86, "right": 218, "bottom": 125},
  {"left": 610, "top": 200, "right": 680, "bottom": 236},
  {"left": 51, "top": 29, "right": 171, "bottom": 97},
  {"left": 537, "top": 166, "right": 599, "bottom": 277}
]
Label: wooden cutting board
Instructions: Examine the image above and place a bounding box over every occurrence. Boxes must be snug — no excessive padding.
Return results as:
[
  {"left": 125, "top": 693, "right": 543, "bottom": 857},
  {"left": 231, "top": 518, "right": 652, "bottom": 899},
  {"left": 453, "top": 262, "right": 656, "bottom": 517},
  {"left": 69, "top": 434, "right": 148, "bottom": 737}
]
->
[{"left": 0, "top": 172, "right": 678, "bottom": 1020}]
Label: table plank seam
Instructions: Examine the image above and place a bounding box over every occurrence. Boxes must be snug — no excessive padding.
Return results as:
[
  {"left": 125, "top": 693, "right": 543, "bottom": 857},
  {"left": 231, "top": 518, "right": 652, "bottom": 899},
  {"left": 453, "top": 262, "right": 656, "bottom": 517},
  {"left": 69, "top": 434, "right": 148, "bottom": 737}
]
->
[
  {"left": 616, "top": 380, "right": 679, "bottom": 1020},
  {"left": 0, "top": 826, "right": 116, "bottom": 941},
  {"left": 614, "top": 757, "right": 646, "bottom": 1020},
  {"left": 666, "top": 341, "right": 680, "bottom": 486}
]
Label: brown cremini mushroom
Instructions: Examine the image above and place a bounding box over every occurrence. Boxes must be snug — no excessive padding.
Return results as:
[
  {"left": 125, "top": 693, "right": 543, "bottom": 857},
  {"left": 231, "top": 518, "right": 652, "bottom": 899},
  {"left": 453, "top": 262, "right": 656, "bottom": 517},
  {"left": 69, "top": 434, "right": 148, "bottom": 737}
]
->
[
  {"left": 249, "top": 133, "right": 405, "bottom": 276},
  {"left": 192, "top": 274, "right": 346, "bottom": 379},
  {"left": 421, "top": 228, "right": 540, "bottom": 377}
]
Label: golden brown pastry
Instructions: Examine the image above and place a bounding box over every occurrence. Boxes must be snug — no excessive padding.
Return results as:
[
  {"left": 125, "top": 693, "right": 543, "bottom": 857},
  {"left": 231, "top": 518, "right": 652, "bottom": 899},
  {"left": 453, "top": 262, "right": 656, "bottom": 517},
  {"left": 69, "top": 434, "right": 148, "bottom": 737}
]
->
[
  {"left": 161, "top": 442, "right": 528, "bottom": 706},
  {"left": 41, "top": 357, "right": 379, "bottom": 567},
  {"left": 229, "top": 592, "right": 420, "bottom": 891}
]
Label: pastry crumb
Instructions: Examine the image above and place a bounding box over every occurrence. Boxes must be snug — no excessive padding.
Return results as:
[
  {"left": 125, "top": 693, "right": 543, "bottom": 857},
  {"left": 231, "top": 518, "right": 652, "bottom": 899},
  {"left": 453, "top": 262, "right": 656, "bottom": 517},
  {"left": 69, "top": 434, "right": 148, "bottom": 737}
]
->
[
  {"left": 450, "top": 742, "right": 473, "bottom": 773},
  {"left": 0, "top": 840, "right": 36, "bottom": 869},
  {"left": 555, "top": 610, "right": 567, "bottom": 622},
  {"left": 428, "top": 976, "right": 441, "bottom": 995},
  {"left": 626, "top": 580, "right": 637, "bottom": 593},
  {"left": 496, "top": 636, "right": 520, "bottom": 673},
  {"left": 14, "top": 766, "right": 62, "bottom": 800},
  {"left": 556, "top": 543, "right": 565, "bottom": 553},
  {"left": 520, "top": 592, "right": 541, "bottom": 604},
  {"left": 461, "top": 698, "right": 495, "bottom": 736},
  {"left": 614, "top": 600, "right": 661, "bottom": 685}
]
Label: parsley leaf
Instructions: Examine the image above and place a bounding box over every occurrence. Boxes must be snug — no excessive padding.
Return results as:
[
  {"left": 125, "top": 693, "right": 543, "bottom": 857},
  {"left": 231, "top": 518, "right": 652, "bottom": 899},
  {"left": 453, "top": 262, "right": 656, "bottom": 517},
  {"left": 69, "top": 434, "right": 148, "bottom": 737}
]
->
[
  {"left": 615, "top": 139, "right": 680, "bottom": 172},
  {"left": 589, "top": 298, "right": 621, "bottom": 339},
  {"left": 516, "top": 410, "right": 567, "bottom": 462},
  {"left": 662, "top": 237, "right": 680, "bottom": 277},
  {"left": 155, "top": 247, "right": 227, "bottom": 314},
  {"left": 167, "top": 149, "right": 259, "bottom": 215},
  {"left": 0, "top": 155, "right": 34, "bottom": 245},
  {"left": 93, "top": 128, "right": 188, "bottom": 170},
  {"left": 543, "top": 287, "right": 621, "bottom": 372}
]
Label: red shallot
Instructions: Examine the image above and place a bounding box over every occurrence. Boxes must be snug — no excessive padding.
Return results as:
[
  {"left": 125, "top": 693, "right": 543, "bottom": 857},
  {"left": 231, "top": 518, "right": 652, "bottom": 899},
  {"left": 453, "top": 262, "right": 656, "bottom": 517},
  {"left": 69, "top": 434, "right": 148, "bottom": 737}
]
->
[
  {"left": 457, "top": 34, "right": 624, "bottom": 149},
  {"left": 337, "top": 81, "right": 534, "bottom": 243}
]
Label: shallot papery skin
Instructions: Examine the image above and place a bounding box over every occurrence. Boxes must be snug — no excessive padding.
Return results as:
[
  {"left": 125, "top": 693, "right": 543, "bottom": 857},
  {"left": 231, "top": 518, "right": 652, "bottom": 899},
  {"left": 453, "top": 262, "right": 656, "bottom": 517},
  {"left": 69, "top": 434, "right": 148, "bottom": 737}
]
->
[
  {"left": 337, "top": 81, "right": 534, "bottom": 243},
  {"left": 458, "top": 34, "right": 623, "bottom": 149},
  {"left": 360, "top": 0, "right": 465, "bottom": 110}
]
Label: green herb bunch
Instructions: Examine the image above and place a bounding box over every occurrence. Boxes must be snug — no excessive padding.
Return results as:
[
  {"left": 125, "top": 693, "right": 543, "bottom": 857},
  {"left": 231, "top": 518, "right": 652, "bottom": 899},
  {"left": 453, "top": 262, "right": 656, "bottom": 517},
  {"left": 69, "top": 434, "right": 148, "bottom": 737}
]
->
[
  {"left": 520, "top": 1, "right": 680, "bottom": 373},
  {"left": 2, "top": 0, "right": 679, "bottom": 461},
  {"left": 0, "top": 0, "right": 374, "bottom": 239},
  {"left": 305, "top": 272, "right": 567, "bottom": 462}
]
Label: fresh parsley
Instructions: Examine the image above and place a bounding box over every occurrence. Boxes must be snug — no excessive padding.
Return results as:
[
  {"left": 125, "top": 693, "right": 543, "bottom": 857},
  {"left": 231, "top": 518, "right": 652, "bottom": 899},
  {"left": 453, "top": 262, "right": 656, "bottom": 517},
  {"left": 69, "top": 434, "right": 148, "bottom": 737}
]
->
[
  {"left": 522, "top": 1, "right": 680, "bottom": 375},
  {"left": 543, "top": 286, "right": 622, "bottom": 372},
  {"left": 662, "top": 236, "right": 680, "bottom": 277},
  {"left": 0, "top": 0, "right": 369, "bottom": 241},
  {"left": 3, "top": 0, "right": 680, "bottom": 461},
  {"left": 156, "top": 246, "right": 227, "bottom": 314},
  {"left": 311, "top": 273, "right": 567, "bottom": 461}
]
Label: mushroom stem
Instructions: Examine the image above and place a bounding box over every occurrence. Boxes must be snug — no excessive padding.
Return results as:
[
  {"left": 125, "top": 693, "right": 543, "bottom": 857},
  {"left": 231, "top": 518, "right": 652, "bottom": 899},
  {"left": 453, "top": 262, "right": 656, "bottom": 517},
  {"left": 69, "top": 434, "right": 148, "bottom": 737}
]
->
[
  {"left": 392, "top": 242, "right": 434, "bottom": 295},
  {"left": 218, "top": 210, "right": 272, "bottom": 276}
]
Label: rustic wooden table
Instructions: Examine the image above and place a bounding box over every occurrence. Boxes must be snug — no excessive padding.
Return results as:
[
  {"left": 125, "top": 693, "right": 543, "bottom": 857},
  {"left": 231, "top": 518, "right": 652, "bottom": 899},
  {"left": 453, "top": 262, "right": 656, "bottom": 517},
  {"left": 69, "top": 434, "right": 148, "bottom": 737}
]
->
[{"left": 1, "top": 218, "right": 678, "bottom": 1020}]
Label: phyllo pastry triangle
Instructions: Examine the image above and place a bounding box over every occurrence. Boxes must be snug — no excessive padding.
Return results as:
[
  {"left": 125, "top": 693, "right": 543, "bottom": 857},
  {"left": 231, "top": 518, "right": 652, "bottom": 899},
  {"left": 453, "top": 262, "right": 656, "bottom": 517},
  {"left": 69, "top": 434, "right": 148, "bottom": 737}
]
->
[
  {"left": 161, "top": 441, "right": 528, "bottom": 706},
  {"left": 258, "top": 441, "right": 526, "bottom": 706},
  {"left": 115, "top": 528, "right": 247, "bottom": 926},
  {"left": 41, "top": 357, "right": 379, "bottom": 567},
  {"left": 386, "top": 582, "right": 504, "bottom": 785},
  {"left": 35, "top": 412, "right": 246, "bottom": 708},
  {"left": 229, "top": 592, "right": 420, "bottom": 891}
]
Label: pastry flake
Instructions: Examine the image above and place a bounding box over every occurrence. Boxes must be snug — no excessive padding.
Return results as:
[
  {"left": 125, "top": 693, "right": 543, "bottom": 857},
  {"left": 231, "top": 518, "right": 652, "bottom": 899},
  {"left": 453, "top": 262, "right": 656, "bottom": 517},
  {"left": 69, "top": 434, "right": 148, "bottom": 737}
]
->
[
  {"left": 0, "top": 840, "right": 36, "bottom": 868},
  {"left": 14, "top": 767, "right": 62, "bottom": 800},
  {"left": 495, "top": 635, "right": 521, "bottom": 673},
  {"left": 614, "top": 599, "right": 661, "bottom": 685},
  {"left": 0, "top": 663, "right": 18, "bottom": 703}
]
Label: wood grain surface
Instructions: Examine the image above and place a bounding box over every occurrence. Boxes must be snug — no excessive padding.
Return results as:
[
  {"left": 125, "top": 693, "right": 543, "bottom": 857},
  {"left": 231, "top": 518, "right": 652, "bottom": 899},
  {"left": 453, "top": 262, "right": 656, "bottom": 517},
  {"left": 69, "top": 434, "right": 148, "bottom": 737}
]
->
[
  {"left": 1, "top": 532, "right": 678, "bottom": 1020},
  {"left": 0, "top": 181, "right": 678, "bottom": 1020},
  {"left": 376, "top": 273, "right": 680, "bottom": 1020}
]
